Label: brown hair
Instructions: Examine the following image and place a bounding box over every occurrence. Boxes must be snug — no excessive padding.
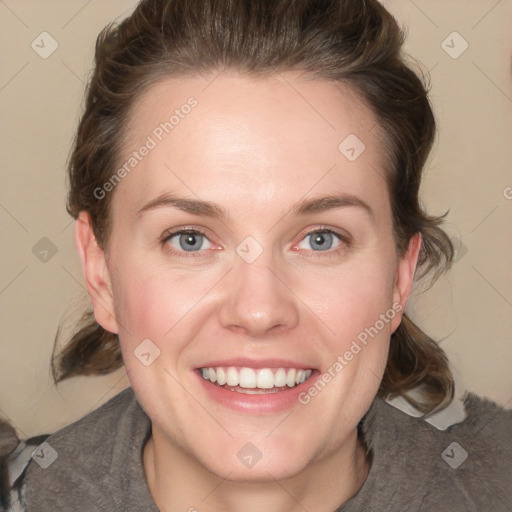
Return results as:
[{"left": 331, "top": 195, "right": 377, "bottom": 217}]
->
[{"left": 52, "top": 0, "right": 455, "bottom": 416}]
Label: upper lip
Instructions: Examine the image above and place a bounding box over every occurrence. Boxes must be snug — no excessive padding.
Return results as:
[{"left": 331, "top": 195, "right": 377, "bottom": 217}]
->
[{"left": 196, "top": 358, "right": 315, "bottom": 370}]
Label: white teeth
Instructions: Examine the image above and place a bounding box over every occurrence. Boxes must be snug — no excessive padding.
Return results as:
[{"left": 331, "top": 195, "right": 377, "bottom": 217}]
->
[
  {"left": 286, "top": 368, "right": 296, "bottom": 387},
  {"left": 274, "top": 368, "right": 287, "bottom": 387},
  {"left": 226, "top": 367, "right": 239, "bottom": 386},
  {"left": 216, "top": 367, "right": 227, "bottom": 385},
  {"left": 239, "top": 368, "right": 257, "bottom": 388},
  {"left": 256, "top": 368, "right": 275, "bottom": 389},
  {"left": 200, "top": 366, "right": 313, "bottom": 389}
]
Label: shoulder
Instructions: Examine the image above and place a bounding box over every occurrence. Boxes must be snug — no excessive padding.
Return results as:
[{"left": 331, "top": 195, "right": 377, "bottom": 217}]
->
[
  {"left": 25, "top": 386, "right": 140, "bottom": 474},
  {"left": 358, "top": 391, "right": 512, "bottom": 511},
  {"left": 433, "top": 392, "right": 512, "bottom": 508},
  {"left": 21, "top": 386, "right": 152, "bottom": 511}
]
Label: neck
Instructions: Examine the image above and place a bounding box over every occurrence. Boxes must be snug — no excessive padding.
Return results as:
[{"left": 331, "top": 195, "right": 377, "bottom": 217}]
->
[{"left": 143, "top": 427, "right": 369, "bottom": 512}]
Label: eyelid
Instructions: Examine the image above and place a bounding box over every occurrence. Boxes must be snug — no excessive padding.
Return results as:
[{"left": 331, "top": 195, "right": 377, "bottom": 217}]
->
[
  {"left": 160, "top": 225, "right": 351, "bottom": 258},
  {"left": 160, "top": 226, "right": 218, "bottom": 258},
  {"left": 290, "top": 226, "right": 350, "bottom": 254}
]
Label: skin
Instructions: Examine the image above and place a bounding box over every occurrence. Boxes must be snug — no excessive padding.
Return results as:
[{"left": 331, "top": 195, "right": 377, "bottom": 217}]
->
[{"left": 75, "top": 71, "right": 422, "bottom": 512}]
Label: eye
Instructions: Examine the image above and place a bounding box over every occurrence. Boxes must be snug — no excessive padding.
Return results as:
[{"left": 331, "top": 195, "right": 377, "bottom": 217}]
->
[
  {"left": 161, "top": 229, "right": 213, "bottom": 257},
  {"left": 160, "top": 226, "right": 349, "bottom": 259},
  {"left": 295, "top": 228, "right": 348, "bottom": 255}
]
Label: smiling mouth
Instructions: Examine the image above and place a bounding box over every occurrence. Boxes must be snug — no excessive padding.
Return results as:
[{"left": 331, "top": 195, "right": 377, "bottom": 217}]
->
[{"left": 198, "top": 366, "right": 314, "bottom": 394}]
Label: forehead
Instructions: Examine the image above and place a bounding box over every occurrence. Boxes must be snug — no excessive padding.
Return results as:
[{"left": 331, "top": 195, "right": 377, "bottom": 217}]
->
[{"left": 114, "top": 71, "right": 389, "bottom": 220}]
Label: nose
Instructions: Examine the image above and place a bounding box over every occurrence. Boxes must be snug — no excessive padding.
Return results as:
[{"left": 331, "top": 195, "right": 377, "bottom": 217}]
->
[{"left": 218, "top": 250, "right": 300, "bottom": 338}]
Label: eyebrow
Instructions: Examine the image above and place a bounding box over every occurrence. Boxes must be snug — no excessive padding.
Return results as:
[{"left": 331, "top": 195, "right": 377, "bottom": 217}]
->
[{"left": 136, "top": 192, "right": 375, "bottom": 222}]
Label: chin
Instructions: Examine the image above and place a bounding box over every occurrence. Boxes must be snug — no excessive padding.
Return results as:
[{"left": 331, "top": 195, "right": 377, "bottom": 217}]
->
[{"left": 198, "top": 444, "right": 312, "bottom": 483}]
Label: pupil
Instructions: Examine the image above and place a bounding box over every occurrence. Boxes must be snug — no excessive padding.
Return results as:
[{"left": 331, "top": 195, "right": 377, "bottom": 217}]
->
[
  {"left": 312, "top": 232, "right": 332, "bottom": 251},
  {"left": 180, "top": 233, "right": 202, "bottom": 251}
]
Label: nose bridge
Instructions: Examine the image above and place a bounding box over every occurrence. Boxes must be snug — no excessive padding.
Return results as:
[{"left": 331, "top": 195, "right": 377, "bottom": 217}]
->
[{"left": 218, "top": 241, "right": 299, "bottom": 337}]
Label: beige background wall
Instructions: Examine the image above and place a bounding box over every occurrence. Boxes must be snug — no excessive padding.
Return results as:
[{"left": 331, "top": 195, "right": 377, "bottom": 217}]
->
[{"left": 1, "top": 0, "right": 511, "bottom": 438}]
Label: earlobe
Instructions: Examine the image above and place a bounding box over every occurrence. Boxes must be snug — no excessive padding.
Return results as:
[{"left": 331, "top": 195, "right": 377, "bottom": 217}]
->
[
  {"left": 74, "top": 211, "right": 119, "bottom": 334},
  {"left": 390, "top": 232, "right": 422, "bottom": 333}
]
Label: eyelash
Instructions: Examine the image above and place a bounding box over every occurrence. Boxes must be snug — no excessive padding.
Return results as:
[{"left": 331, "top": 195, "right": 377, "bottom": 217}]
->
[{"left": 159, "top": 226, "right": 351, "bottom": 260}]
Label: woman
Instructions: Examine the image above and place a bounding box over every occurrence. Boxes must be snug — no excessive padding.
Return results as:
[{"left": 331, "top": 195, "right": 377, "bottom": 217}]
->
[{"left": 5, "top": 0, "right": 510, "bottom": 510}]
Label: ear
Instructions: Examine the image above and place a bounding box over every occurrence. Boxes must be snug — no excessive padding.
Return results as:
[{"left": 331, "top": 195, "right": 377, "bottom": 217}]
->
[
  {"left": 74, "top": 211, "right": 119, "bottom": 334},
  {"left": 390, "top": 232, "right": 422, "bottom": 333}
]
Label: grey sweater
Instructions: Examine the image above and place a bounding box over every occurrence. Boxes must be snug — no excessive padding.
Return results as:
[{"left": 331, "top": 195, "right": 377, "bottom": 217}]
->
[{"left": 10, "top": 387, "right": 512, "bottom": 511}]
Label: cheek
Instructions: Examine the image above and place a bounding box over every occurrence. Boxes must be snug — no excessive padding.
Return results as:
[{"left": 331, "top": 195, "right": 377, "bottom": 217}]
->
[
  {"left": 110, "top": 254, "right": 222, "bottom": 354},
  {"left": 113, "top": 267, "right": 203, "bottom": 418},
  {"left": 113, "top": 270, "right": 191, "bottom": 341},
  {"left": 299, "top": 259, "right": 397, "bottom": 346},
  {"left": 112, "top": 274, "right": 163, "bottom": 341}
]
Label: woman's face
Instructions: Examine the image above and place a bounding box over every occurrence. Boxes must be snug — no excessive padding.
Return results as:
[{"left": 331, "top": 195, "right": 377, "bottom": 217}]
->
[{"left": 77, "top": 71, "right": 420, "bottom": 481}]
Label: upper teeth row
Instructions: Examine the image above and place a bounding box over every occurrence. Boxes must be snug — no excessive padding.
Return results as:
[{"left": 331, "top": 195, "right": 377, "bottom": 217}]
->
[{"left": 201, "top": 367, "right": 312, "bottom": 389}]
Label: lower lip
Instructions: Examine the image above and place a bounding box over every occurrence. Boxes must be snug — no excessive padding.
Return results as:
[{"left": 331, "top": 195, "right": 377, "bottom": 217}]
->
[{"left": 194, "top": 369, "right": 319, "bottom": 414}]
